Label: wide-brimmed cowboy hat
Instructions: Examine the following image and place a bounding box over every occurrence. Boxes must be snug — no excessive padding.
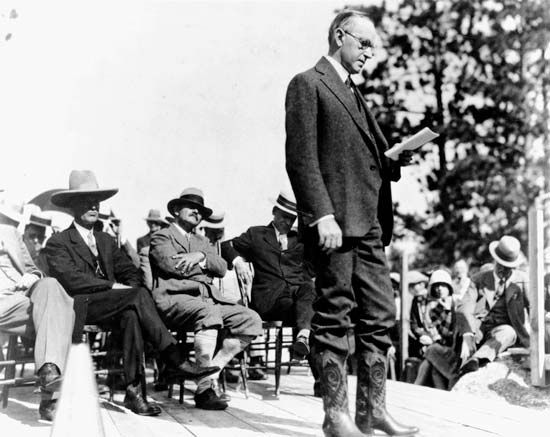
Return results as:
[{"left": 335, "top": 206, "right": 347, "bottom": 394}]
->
[
  {"left": 167, "top": 187, "right": 213, "bottom": 218},
  {"left": 489, "top": 235, "right": 521, "bottom": 268},
  {"left": 144, "top": 209, "right": 169, "bottom": 226},
  {"left": 27, "top": 212, "right": 52, "bottom": 228},
  {"left": 269, "top": 188, "right": 297, "bottom": 216},
  {"left": 202, "top": 210, "right": 225, "bottom": 229},
  {"left": 51, "top": 170, "right": 118, "bottom": 207}
]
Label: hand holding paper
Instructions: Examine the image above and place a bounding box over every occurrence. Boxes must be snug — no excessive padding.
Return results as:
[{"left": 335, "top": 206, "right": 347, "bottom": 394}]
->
[{"left": 384, "top": 127, "right": 439, "bottom": 161}]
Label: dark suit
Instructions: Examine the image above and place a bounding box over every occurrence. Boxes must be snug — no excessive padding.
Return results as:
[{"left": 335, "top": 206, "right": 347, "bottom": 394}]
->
[
  {"left": 285, "top": 57, "right": 401, "bottom": 356},
  {"left": 136, "top": 233, "right": 151, "bottom": 253},
  {"left": 44, "top": 224, "right": 176, "bottom": 384},
  {"left": 222, "top": 224, "right": 315, "bottom": 330},
  {"left": 149, "top": 224, "right": 262, "bottom": 336},
  {"left": 456, "top": 269, "right": 529, "bottom": 360}
]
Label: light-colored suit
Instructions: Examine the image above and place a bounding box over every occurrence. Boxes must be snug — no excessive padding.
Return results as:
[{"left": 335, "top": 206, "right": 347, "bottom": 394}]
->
[{"left": 0, "top": 224, "right": 74, "bottom": 372}]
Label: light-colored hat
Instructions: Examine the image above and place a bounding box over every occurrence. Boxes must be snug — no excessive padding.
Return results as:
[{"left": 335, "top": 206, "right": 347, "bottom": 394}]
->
[
  {"left": 489, "top": 235, "right": 521, "bottom": 268},
  {"left": 202, "top": 210, "right": 225, "bottom": 229},
  {"left": 0, "top": 202, "right": 23, "bottom": 225},
  {"left": 407, "top": 270, "right": 429, "bottom": 285},
  {"left": 27, "top": 212, "right": 52, "bottom": 228},
  {"left": 428, "top": 269, "right": 454, "bottom": 295},
  {"left": 51, "top": 170, "right": 118, "bottom": 207},
  {"left": 145, "top": 209, "right": 169, "bottom": 226},
  {"left": 389, "top": 272, "right": 400, "bottom": 284},
  {"left": 167, "top": 187, "right": 213, "bottom": 218},
  {"left": 270, "top": 188, "right": 297, "bottom": 216}
]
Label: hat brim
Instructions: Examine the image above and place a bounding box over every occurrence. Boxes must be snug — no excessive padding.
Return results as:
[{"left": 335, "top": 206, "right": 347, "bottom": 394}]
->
[
  {"left": 0, "top": 209, "right": 22, "bottom": 225},
  {"left": 145, "top": 217, "right": 170, "bottom": 226},
  {"left": 167, "top": 198, "right": 213, "bottom": 219},
  {"left": 202, "top": 221, "right": 225, "bottom": 229},
  {"left": 51, "top": 188, "right": 118, "bottom": 207},
  {"left": 489, "top": 241, "right": 521, "bottom": 268},
  {"left": 27, "top": 220, "right": 50, "bottom": 228}
]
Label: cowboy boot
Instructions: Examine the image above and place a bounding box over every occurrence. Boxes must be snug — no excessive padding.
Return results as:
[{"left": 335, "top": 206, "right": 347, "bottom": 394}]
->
[
  {"left": 313, "top": 348, "right": 367, "bottom": 437},
  {"left": 356, "top": 352, "right": 419, "bottom": 436}
]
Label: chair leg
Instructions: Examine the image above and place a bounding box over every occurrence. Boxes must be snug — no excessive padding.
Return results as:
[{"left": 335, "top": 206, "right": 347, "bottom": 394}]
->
[
  {"left": 240, "top": 350, "right": 249, "bottom": 399},
  {"left": 167, "top": 382, "right": 174, "bottom": 399},
  {"left": 275, "top": 328, "right": 283, "bottom": 397},
  {"left": 1, "top": 336, "right": 18, "bottom": 408},
  {"left": 179, "top": 379, "right": 184, "bottom": 404}
]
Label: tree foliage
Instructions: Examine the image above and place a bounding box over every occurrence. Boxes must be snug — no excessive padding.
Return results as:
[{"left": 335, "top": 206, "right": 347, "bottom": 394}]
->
[{"left": 343, "top": 0, "right": 550, "bottom": 267}]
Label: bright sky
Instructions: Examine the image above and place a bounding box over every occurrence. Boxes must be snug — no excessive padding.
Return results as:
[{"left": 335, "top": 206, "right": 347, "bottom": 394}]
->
[{"left": 0, "top": 0, "right": 426, "bottom": 243}]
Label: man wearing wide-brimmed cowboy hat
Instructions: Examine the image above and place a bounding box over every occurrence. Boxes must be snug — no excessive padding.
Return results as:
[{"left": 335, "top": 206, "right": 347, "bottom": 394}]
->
[
  {"left": 44, "top": 171, "right": 219, "bottom": 416},
  {"left": 0, "top": 201, "right": 75, "bottom": 422},
  {"left": 457, "top": 235, "right": 529, "bottom": 375},
  {"left": 222, "top": 188, "right": 316, "bottom": 363},
  {"left": 137, "top": 209, "right": 169, "bottom": 253},
  {"left": 149, "top": 187, "right": 262, "bottom": 411}
]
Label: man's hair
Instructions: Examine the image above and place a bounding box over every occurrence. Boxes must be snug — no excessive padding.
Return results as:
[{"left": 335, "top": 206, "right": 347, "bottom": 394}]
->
[{"left": 328, "top": 10, "right": 370, "bottom": 47}]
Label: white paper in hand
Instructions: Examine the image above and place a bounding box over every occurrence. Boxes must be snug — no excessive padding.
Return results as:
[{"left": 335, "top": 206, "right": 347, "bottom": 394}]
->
[{"left": 384, "top": 127, "right": 439, "bottom": 161}]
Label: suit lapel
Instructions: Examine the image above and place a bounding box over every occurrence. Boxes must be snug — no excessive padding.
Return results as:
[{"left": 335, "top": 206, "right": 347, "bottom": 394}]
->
[
  {"left": 169, "top": 224, "right": 190, "bottom": 252},
  {"left": 68, "top": 226, "right": 95, "bottom": 269},
  {"left": 262, "top": 225, "right": 280, "bottom": 251},
  {"left": 316, "top": 58, "right": 383, "bottom": 169}
]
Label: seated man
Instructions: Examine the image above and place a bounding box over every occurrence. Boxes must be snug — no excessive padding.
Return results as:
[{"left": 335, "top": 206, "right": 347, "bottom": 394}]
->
[
  {"left": 458, "top": 235, "right": 529, "bottom": 374},
  {"left": 149, "top": 187, "right": 262, "bottom": 410},
  {"left": 221, "top": 189, "right": 315, "bottom": 360},
  {"left": 22, "top": 211, "right": 52, "bottom": 273},
  {"left": 0, "top": 202, "right": 74, "bottom": 421},
  {"left": 44, "top": 171, "right": 218, "bottom": 416},
  {"left": 137, "top": 209, "right": 169, "bottom": 252}
]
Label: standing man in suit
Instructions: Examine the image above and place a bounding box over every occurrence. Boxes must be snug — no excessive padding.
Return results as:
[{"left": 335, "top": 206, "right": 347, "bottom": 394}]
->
[
  {"left": 458, "top": 236, "right": 529, "bottom": 375},
  {"left": 0, "top": 202, "right": 74, "bottom": 421},
  {"left": 222, "top": 188, "right": 315, "bottom": 359},
  {"left": 44, "top": 171, "right": 218, "bottom": 417},
  {"left": 285, "top": 10, "right": 417, "bottom": 437},
  {"left": 149, "top": 188, "right": 262, "bottom": 410}
]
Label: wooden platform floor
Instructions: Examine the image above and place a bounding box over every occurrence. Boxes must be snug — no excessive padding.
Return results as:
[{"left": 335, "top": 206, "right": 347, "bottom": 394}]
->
[{"left": 1, "top": 368, "right": 547, "bottom": 437}]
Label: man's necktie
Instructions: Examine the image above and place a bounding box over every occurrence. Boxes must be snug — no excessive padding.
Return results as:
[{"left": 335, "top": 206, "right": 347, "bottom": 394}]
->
[
  {"left": 278, "top": 234, "right": 288, "bottom": 251},
  {"left": 87, "top": 231, "right": 99, "bottom": 257},
  {"left": 346, "top": 75, "right": 363, "bottom": 111},
  {"left": 495, "top": 277, "right": 507, "bottom": 301}
]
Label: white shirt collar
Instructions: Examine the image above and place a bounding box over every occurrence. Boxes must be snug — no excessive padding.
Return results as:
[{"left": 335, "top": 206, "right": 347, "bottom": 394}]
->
[
  {"left": 73, "top": 221, "right": 95, "bottom": 243},
  {"left": 324, "top": 55, "right": 350, "bottom": 84}
]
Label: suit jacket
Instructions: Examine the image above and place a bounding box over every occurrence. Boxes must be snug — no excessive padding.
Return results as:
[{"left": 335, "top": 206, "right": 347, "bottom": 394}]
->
[
  {"left": 285, "top": 57, "right": 401, "bottom": 244},
  {"left": 456, "top": 269, "right": 529, "bottom": 348},
  {"left": 221, "top": 224, "right": 312, "bottom": 315},
  {"left": 0, "top": 224, "right": 42, "bottom": 294},
  {"left": 149, "top": 224, "right": 230, "bottom": 304},
  {"left": 44, "top": 224, "right": 141, "bottom": 295}
]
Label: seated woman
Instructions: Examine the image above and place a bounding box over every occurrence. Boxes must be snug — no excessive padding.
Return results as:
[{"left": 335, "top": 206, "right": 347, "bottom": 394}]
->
[
  {"left": 413, "top": 269, "right": 460, "bottom": 390},
  {"left": 408, "top": 271, "right": 430, "bottom": 359}
]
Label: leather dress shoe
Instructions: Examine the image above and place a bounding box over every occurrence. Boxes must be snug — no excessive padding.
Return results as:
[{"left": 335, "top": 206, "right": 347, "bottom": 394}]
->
[
  {"left": 124, "top": 386, "right": 162, "bottom": 416},
  {"left": 247, "top": 365, "right": 267, "bottom": 381},
  {"left": 38, "top": 399, "right": 57, "bottom": 422},
  {"left": 194, "top": 387, "right": 228, "bottom": 410},
  {"left": 291, "top": 336, "right": 310, "bottom": 359},
  {"left": 37, "top": 363, "right": 63, "bottom": 393},
  {"left": 163, "top": 360, "right": 220, "bottom": 381}
]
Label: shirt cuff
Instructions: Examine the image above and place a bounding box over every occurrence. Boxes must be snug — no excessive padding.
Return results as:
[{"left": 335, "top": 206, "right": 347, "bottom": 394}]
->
[
  {"left": 232, "top": 256, "right": 246, "bottom": 268},
  {"left": 309, "top": 214, "right": 335, "bottom": 227},
  {"left": 198, "top": 252, "right": 207, "bottom": 269}
]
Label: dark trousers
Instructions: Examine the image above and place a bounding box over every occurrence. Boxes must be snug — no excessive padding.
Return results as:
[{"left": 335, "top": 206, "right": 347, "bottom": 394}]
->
[
  {"left": 72, "top": 287, "right": 175, "bottom": 385},
  {"left": 305, "top": 222, "right": 395, "bottom": 356},
  {"left": 259, "top": 282, "right": 315, "bottom": 331}
]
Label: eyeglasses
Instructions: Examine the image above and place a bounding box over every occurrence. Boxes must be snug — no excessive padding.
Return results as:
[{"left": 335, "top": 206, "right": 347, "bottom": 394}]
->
[{"left": 341, "top": 29, "right": 374, "bottom": 52}]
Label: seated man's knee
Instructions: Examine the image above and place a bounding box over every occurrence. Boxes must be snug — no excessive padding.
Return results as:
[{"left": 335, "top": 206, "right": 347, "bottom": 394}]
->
[
  {"left": 247, "top": 308, "right": 263, "bottom": 331},
  {"left": 492, "top": 324, "right": 517, "bottom": 345}
]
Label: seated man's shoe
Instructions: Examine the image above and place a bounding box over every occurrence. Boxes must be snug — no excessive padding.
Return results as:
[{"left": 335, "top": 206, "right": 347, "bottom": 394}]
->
[
  {"left": 37, "top": 363, "right": 63, "bottom": 393},
  {"left": 164, "top": 360, "right": 220, "bottom": 381},
  {"left": 124, "top": 385, "right": 162, "bottom": 416},
  {"left": 194, "top": 387, "right": 228, "bottom": 410},
  {"left": 459, "top": 357, "right": 479, "bottom": 376},
  {"left": 291, "top": 336, "right": 310, "bottom": 359},
  {"left": 38, "top": 399, "right": 57, "bottom": 422},
  {"left": 247, "top": 365, "right": 267, "bottom": 381}
]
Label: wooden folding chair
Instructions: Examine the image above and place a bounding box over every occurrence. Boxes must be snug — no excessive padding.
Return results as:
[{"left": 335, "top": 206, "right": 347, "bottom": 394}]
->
[{"left": 0, "top": 335, "right": 36, "bottom": 408}]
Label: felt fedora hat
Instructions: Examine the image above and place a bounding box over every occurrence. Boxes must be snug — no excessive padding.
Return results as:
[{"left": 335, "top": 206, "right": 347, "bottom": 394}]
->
[
  {"left": 202, "top": 210, "right": 225, "bottom": 229},
  {"left": 51, "top": 170, "right": 118, "bottom": 207},
  {"left": 489, "top": 235, "right": 521, "bottom": 268},
  {"left": 167, "top": 187, "right": 212, "bottom": 218},
  {"left": 270, "top": 188, "right": 297, "bottom": 216},
  {"left": 144, "top": 209, "right": 169, "bottom": 226}
]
